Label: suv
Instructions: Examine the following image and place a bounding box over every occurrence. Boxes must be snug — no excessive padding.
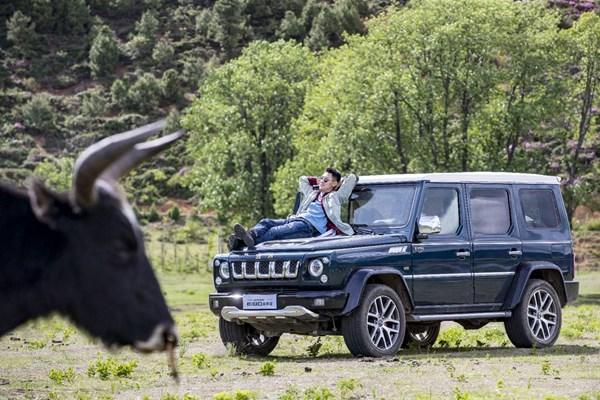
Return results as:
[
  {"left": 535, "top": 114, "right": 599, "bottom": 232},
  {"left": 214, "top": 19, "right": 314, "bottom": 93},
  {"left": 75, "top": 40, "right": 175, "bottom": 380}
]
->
[{"left": 209, "top": 172, "right": 579, "bottom": 357}]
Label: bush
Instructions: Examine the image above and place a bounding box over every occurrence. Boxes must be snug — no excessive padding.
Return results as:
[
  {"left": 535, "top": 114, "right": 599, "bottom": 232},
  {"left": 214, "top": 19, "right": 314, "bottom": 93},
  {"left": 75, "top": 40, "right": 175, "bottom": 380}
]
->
[
  {"left": 48, "top": 367, "right": 75, "bottom": 384},
  {"left": 7, "top": 11, "right": 39, "bottom": 57},
  {"left": 20, "top": 94, "right": 55, "bottom": 133},
  {"left": 81, "top": 89, "right": 107, "bottom": 117},
  {"left": 147, "top": 206, "right": 160, "bottom": 222},
  {"left": 168, "top": 206, "right": 181, "bottom": 222},
  {"left": 128, "top": 73, "right": 160, "bottom": 113},
  {"left": 152, "top": 38, "right": 175, "bottom": 67},
  {"left": 581, "top": 218, "right": 600, "bottom": 231},
  {"left": 33, "top": 157, "right": 74, "bottom": 192},
  {"left": 110, "top": 78, "right": 130, "bottom": 109},
  {"left": 87, "top": 357, "right": 137, "bottom": 380},
  {"left": 161, "top": 69, "right": 181, "bottom": 103},
  {"left": 259, "top": 361, "right": 275, "bottom": 376}
]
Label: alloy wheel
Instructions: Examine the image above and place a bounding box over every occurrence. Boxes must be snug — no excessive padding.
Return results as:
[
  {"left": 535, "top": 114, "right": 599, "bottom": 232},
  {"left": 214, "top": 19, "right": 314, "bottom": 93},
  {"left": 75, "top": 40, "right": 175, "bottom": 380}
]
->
[{"left": 367, "top": 295, "right": 401, "bottom": 350}]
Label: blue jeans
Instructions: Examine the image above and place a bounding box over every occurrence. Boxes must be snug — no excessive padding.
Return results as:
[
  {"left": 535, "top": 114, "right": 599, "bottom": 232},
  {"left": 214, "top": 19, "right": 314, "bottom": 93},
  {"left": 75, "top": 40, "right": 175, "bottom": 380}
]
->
[{"left": 250, "top": 218, "right": 317, "bottom": 244}]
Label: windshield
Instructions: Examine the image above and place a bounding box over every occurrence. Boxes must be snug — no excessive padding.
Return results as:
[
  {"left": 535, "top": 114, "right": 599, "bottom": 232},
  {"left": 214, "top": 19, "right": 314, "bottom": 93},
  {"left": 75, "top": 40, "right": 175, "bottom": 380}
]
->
[{"left": 349, "top": 184, "right": 416, "bottom": 227}]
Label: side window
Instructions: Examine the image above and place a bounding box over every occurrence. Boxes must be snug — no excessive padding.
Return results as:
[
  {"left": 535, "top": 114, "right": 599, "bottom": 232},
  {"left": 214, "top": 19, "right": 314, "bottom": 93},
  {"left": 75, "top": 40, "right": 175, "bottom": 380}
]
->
[
  {"left": 420, "top": 188, "right": 460, "bottom": 235},
  {"left": 519, "top": 189, "right": 560, "bottom": 229},
  {"left": 469, "top": 189, "right": 511, "bottom": 235}
]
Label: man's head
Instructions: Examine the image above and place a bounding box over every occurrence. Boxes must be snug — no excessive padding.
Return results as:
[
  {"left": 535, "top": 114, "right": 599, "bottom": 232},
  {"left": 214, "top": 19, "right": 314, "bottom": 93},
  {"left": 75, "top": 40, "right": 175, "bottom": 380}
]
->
[{"left": 318, "top": 167, "right": 341, "bottom": 193}]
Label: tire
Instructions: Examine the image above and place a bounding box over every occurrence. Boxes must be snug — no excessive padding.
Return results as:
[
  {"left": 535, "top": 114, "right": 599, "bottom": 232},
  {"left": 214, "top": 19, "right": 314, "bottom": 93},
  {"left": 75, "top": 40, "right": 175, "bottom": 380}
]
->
[
  {"left": 342, "top": 284, "right": 406, "bottom": 357},
  {"left": 219, "top": 317, "right": 280, "bottom": 356},
  {"left": 504, "top": 279, "right": 562, "bottom": 348},
  {"left": 402, "top": 322, "right": 441, "bottom": 349}
]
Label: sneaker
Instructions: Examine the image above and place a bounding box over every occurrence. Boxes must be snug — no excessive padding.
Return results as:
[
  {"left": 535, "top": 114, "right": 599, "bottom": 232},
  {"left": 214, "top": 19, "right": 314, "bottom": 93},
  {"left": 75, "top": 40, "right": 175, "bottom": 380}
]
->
[
  {"left": 234, "top": 223, "right": 255, "bottom": 247},
  {"left": 227, "top": 234, "right": 237, "bottom": 251}
]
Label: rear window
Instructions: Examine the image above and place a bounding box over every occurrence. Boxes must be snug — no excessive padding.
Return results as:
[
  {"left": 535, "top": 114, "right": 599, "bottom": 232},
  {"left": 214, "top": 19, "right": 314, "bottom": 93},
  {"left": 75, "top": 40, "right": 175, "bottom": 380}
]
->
[
  {"left": 519, "top": 189, "right": 561, "bottom": 229},
  {"left": 469, "top": 189, "right": 511, "bottom": 235}
]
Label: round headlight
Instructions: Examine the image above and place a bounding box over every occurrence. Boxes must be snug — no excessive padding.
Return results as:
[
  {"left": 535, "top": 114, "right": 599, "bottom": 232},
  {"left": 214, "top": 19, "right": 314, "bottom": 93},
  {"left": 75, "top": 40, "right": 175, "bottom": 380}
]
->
[
  {"left": 213, "top": 259, "right": 221, "bottom": 268},
  {"left": 219, "top": 261, "right": 230, "bottom": 279},
  {"left": 309, "top": 259, "right": 324, "bottom": 277}
]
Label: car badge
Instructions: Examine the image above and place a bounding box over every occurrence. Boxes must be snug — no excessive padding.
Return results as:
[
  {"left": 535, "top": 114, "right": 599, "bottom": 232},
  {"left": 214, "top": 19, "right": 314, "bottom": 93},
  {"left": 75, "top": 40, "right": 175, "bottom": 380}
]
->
[{"left": 388, "top": 246, "right": 408, "bottom": 254}]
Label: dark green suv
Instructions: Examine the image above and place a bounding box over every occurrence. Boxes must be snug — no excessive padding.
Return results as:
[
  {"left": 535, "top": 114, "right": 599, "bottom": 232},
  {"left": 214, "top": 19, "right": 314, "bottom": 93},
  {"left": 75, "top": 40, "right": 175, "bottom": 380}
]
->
[{"left": 209, "top": 172, "right": 579, "bottom": 357}]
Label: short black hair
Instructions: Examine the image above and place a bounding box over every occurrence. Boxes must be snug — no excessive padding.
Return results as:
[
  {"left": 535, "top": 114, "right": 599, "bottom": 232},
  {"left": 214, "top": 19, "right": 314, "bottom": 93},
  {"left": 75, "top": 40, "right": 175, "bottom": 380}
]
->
[{"left": 326, "top": 167, "right": 341, "bottom": 182}]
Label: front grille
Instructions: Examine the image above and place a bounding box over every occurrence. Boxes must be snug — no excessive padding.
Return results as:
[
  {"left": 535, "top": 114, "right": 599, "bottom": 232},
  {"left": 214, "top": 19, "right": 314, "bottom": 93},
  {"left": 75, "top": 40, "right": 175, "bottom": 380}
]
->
[{"left": 231, "top": 260, "right": 300, "bottom": 280}]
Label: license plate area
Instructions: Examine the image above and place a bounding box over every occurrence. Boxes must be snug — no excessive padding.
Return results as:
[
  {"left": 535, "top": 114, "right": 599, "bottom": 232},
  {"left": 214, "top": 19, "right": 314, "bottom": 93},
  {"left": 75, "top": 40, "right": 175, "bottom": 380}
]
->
[{"left": 242, "top": 294, "right": 277, "bottom": 310}]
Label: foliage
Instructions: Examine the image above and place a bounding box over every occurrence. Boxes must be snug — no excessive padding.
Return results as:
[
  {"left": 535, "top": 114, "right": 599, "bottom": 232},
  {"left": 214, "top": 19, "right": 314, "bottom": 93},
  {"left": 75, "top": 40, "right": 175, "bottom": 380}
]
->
[
  {"left": 259, "top": 361, "right": 275, "bottom": 376},
  {"left": 19, "top": 93, "right": 55, "bottom": 133},
  {"left": 184, "top": 40, "right": 316, "bottom": 225},
  {"left": 87, "top": 356, "right": 137, "bottom": 380},
  {"left": 33, "top": 157, "right": 74, "bottom": 192},
  {"left": 191, "top": 353, "right": 210, "bottom": 369},
  {"left": 6, "top": 10, "right": 39, "bottom": 57},
  {"left": 81, "top": 89, "right": 108, "bottom": 117},
  {"left": 213, "top": 390, "right": 257, "bottom": 400},
  {"left": 48, "top": 367, "right": 75, "bottom": 385},
  {"left": 152, "top": 38, "right": 175, "bottom": 68},
  {"left": 128, "top": 73, "right": 161, "bottom": 113},
  {"left": 90, "top": 25, "right": 120, "bottom": 79}
]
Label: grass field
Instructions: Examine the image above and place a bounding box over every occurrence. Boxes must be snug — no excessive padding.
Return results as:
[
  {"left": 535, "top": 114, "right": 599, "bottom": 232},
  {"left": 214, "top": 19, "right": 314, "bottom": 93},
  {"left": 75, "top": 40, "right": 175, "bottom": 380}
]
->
[{"left": 1, "top": 269, "right": 598, "bottom": 400}]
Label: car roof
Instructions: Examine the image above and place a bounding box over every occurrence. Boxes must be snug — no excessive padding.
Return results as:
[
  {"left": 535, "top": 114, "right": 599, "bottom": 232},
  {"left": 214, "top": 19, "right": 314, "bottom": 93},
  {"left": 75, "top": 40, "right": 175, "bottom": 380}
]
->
[{"left": 358, "top": 172, "right": 560, "bottom": 185}]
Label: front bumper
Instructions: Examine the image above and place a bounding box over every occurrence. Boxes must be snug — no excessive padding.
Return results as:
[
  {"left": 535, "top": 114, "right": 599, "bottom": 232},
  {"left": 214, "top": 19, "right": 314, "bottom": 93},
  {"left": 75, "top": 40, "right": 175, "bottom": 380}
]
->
[
  {"left": 208, "top": 290, "right": 348, "bottom": 317},
  {"left": 565, "top": 280, "right": 579, "bottom": 304}
]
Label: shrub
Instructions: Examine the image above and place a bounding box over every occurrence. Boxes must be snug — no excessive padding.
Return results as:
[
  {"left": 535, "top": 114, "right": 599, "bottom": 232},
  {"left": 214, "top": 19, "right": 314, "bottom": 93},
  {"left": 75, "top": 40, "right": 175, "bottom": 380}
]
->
[
  {"left": 161, "top": 69, "right": 181, "bottom": 103},
  {"left": 168, "top": 206, "right": 181, "bottom": 222},
  {"left": 7, "top": 11, "right": 39, "bottom": 57},
  {"left": 33, "top": 157, "right": 74, "bottom": 192},
  {"left": 259, "top": 361, "right": 275, "bottom": 376},
  {"left": 191, "top": 353, "right": 210, "bottom": 369},
  {"left": 48, "top": 367, "right": 75, "bottom": 384},
  {"left": 110, "top": 78, "right": 130, "bottom": 109},
  {"left": 90, "top": 25, "right": 120, "bottom": 79},
  {"left": 213, "top": 390, "right": 257, "bottom": 400},
  {"left": 152, "top": 38, "right": 175, "bottom": 67},
  {"left": 81, "top": 90, "right": 107, "bottom": 117},
  {"left": 128, "top": 73, "right": 160, "bottom": 113},
  {"left": 87, "top": 357, "right": 137, "bottom": 380},
  {"left": 20, "top": 94, "right": 55, "bottom": 133},
  {"left": 581, "top": 218, "right": 600, "bottom": 231},
  {"left": 147, "top": 206, "right": 160, "bottom": 222}
]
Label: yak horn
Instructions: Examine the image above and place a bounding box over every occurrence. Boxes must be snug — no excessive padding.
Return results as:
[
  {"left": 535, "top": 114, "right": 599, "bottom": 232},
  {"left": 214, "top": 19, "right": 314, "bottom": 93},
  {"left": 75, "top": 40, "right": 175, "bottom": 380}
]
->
[
  {"left": 72, "top": 119, "right": 166, "bottom": 208},
  {"left": 101, "top": 130, "right": 184, "bottom": 183}
]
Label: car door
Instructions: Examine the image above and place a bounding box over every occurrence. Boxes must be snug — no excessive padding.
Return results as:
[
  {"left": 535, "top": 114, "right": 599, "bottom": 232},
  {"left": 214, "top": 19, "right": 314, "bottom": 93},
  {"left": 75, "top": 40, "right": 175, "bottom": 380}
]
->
[
  {"left": 411, "top": 184, "right": 473, "bottom": 310},
  {"left": 467, "top": 184, "right": 522, "bottom": 306}
]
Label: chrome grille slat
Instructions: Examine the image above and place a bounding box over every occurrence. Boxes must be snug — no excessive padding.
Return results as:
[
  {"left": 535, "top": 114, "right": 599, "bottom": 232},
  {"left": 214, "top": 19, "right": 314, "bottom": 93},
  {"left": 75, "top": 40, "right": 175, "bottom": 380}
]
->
[{"left": 230, "top": 260, "right": 300, "bottom": 280}]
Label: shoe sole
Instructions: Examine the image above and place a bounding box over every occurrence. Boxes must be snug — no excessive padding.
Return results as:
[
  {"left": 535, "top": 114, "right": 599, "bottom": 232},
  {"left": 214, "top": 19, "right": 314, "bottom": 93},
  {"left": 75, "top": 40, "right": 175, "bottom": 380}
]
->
[{"left": 234, "top": 224, "right": 254, "bottom": 247}]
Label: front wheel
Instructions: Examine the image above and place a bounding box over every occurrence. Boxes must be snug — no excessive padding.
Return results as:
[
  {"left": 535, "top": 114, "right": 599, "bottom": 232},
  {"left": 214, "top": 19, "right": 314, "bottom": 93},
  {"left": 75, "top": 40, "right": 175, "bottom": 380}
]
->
[
  {"left": 402, "top": 322, "right": 440, "bottom": 349},
  {"left": 342, "top": 284, "right": 406, "bottom": 357},
  {"left": 219, "top": 318, "right": 280, "bottom": 356},
  {"left": 504, "top": 279, "right": 562, "bottom": 348}
]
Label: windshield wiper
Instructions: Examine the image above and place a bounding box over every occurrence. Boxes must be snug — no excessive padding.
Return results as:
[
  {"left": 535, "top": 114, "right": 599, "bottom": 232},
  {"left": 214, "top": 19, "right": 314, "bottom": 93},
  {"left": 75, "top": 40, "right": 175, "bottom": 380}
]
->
[{"left": 351, "top": 224, "right": 375, "bottom": 234}]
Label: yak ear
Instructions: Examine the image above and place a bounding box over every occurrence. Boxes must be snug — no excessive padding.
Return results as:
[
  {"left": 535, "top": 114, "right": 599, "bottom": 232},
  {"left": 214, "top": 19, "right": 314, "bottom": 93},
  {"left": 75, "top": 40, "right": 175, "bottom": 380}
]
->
[{"left": 28, "top": 179, "right": 64, "bottom": 228}]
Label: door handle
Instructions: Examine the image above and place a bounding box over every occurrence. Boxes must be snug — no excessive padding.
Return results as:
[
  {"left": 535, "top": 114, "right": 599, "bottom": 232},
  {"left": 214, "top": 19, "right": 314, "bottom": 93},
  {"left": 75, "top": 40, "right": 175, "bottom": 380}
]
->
[
  {"left": 456, "top": 251, "right": 471, "bottom": 258},
  {"left": 508, "top": 249, "right": 522, "bottom": 257}
]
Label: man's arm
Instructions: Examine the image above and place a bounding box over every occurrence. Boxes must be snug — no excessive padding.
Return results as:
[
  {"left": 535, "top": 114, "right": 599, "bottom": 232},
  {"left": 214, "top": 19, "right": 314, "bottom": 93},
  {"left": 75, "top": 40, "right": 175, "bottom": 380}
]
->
[
  {"left": 298, "top": 176, "right": 318, "bottom": 197},
  {"left": 336, "top": 174, "right": 358, "bottom": 201}
]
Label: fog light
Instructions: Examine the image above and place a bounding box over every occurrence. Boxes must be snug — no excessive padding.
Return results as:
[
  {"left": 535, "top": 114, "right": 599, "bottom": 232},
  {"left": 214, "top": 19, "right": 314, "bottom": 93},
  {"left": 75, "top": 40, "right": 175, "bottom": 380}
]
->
[
  {"left": 320, "top": 274, "right": 328, "bottom": 283},
  {"left": 314, "top": 298, "right": 325, "bottom": 306},
  {"left": 309, "top": 259, "right": 324, "bottom": 277},
  {"left": 322, "top": 257, "right": 330, "bottom": 264},
  {"left": 215, "top": 276, "right": 222, "bottom": 285},
  {"left": 213, "top": 300, "right": 219, "bottom": 308}
]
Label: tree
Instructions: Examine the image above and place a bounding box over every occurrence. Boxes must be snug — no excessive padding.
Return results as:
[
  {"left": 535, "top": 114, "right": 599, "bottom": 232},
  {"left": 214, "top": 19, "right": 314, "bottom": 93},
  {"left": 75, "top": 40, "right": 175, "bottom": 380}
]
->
[
  {"left": 128, "top": 73, "right": 161, "bottom": 113},
  {"left": 7, "top": 10, "right": 38, "bottom": 57},
  {"left": 160, "top": 69, "right": 181, "bottom": 103},
  {"left": 127, "top": 11, "right": 160, "bottom": 60},
  {"left": 152, "top": 38, "right": 175, "bottom": 67},
  {"left": 89, "top": 25, "right": 120, "bottom": 79},
  {"left": 183, "top": 41, "right": 316, "bottom": 225},
  {"left": 19, "top": 93, "right": 55, "bottom": 133},
  {"left": 111, "top": 78, "right": 130, "bottom": 109},
  {"left": 209, "top": 0, "right": 247, "bottom": 59}
]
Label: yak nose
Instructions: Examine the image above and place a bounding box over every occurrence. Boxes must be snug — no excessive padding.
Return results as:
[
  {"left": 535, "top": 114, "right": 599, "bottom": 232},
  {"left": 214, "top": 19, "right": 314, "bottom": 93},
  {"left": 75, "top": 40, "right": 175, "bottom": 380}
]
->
[{"left": 134, "top": 323, "right": 178, "bottom": 353}]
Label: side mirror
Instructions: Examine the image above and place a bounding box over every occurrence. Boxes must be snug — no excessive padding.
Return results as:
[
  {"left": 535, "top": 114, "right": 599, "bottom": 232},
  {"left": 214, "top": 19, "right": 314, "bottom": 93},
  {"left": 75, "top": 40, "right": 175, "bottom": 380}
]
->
[{"left": 418, "top": 215, "right": 442, "bottom": 236}]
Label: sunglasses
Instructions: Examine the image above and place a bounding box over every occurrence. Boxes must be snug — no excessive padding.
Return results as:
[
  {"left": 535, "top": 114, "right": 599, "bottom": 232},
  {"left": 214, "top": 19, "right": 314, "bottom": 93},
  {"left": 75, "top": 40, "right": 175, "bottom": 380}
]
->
[{"left": 318, "top": 176, "right": 332, "bottom": 183}]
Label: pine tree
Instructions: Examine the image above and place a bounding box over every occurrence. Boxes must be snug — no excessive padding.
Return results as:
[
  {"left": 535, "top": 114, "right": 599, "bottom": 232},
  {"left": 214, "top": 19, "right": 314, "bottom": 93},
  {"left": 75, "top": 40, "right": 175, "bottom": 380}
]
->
[
  {"left": 7, "top": 11, "right": 39, "bottom": 57},
  {"left": 89, "top": 25, "right": 120, "bottom": 79}
]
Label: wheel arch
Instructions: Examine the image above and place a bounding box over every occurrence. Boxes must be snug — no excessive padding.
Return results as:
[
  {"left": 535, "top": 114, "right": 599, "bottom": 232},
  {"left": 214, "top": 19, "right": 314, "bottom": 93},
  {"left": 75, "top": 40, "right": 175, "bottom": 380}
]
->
[
  {"left": 504, "top": 261, "right": 567, "bottom": 309},
  {"left": 341, "top": 268, "right": 413, "bottom": 315}
]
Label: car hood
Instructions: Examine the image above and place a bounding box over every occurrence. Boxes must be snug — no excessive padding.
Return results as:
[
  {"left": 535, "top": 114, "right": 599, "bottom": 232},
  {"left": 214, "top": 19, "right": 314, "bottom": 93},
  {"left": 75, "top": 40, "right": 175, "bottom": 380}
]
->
[{"left": 231, "top": 233, "right": 409, "bottom": 253}]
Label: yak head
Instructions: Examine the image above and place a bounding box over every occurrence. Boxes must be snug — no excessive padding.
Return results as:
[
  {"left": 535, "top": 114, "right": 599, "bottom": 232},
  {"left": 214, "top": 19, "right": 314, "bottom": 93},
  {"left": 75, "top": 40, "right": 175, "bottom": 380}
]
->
[{"left": 27, "top": 120, "right": 181, "bottom": 353}]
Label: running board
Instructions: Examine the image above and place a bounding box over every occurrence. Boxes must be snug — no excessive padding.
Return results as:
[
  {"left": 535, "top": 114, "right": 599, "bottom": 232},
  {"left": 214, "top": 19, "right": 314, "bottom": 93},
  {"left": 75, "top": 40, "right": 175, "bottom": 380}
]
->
[{"left": 407, "top": 311, "right": 511, "bottom": 322}]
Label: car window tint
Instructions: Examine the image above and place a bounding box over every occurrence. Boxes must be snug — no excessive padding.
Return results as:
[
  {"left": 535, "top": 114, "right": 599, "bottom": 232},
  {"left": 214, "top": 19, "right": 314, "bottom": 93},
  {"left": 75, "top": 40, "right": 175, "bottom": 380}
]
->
[
  {"left": 519, "top": 189, "right": 560, "bottom": 229},
  {"left": 420, "top": 188, "right": 460, "bottom": 235},
  {"left": 469, "top": 189, "right": 510, "bottom": 235},
  {"left": 350, "top": 185, "right": 416, "bottom": 226}
]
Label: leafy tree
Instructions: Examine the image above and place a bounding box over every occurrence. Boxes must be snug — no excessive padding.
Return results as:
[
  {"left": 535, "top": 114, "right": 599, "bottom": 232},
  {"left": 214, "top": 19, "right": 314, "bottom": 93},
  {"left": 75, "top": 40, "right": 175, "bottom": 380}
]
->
[
  {"left": 7, "top": 10, "right": 38, "bottom": 57},
  {"left": 89, "top": 25, "right": 120, "bottom": 79},
  {"left": 183, "top": 41, "right": 316, "bottom": 224}
]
